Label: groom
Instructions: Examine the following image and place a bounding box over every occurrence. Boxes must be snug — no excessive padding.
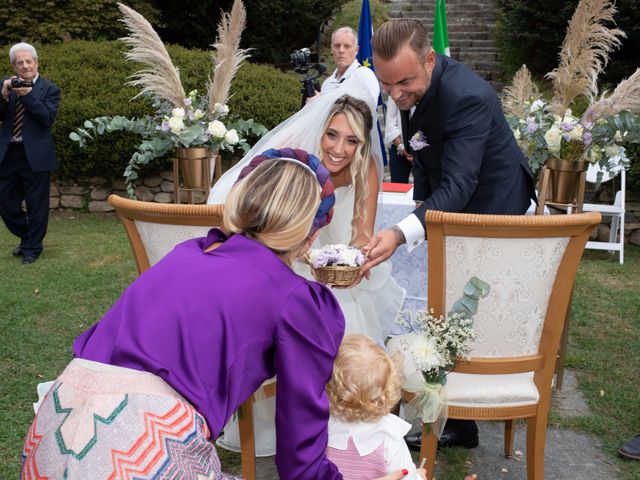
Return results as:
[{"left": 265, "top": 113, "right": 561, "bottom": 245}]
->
[{"left": 362, "top": 20, "right": 537, "bottom": 449}]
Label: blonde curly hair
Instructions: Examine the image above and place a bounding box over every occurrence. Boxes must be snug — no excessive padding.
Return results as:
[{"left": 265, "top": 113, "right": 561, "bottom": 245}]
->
[{"left": 326, "top": 334, "right": 402, "bottom": 423}]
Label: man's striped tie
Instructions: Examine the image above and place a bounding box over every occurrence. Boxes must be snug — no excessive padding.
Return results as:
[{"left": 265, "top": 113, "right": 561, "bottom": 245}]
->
[{"left": 12, "top": 98, "right": 25, "bottom": 138}]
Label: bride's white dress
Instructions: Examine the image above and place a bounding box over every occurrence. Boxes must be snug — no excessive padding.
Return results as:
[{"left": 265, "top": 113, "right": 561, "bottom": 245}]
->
[
  {"left": 295, "top": 186, "right": 405, "bottom": 339},
  {"left": 216, "top": 186, "right": 406, "bottom": 456}
]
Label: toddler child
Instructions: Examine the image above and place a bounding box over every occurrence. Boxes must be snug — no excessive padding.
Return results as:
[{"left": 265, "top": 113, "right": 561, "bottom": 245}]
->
[{"left": 326, "top": 334, "right": 427, "bottom": 479}]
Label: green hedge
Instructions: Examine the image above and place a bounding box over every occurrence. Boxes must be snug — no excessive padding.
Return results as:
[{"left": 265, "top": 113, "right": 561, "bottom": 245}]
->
[{"left": 0, "top": 40, "right": 300, "bottom": 180}]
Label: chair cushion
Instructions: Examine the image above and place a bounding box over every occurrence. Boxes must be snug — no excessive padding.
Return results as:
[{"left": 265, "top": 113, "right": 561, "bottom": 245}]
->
[{"left": 447, "top": 372, "right": 539, "bottom": 408}]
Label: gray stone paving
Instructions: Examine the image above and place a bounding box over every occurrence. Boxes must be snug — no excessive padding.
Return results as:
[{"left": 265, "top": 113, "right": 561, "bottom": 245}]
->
[{"left": 243, "top": 370, "right": 620, "bottom": 479}]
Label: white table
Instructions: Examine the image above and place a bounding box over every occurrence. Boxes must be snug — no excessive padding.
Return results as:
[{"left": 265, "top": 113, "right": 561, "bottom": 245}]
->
[{"left": 377, "top": 190, "right": 428, "bottom": 312}]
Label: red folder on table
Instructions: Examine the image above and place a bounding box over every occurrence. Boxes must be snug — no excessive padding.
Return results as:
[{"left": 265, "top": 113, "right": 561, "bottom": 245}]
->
[{"left": 382, "top": 182, "right": 413, "bottom": 193}]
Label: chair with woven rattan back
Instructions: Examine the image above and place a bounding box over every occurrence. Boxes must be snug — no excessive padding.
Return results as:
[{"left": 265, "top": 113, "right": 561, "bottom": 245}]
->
[
  {"left": 411, "top": 210, "right": 600, "bottom": 480},
  {"left": 107, "top": 194, "right": 275, "bottom": 480}
]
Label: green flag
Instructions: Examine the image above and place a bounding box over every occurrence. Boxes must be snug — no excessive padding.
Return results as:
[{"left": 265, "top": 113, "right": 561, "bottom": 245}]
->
[{"left": 433, "top": 0, "right": 450, "bottom": 56}]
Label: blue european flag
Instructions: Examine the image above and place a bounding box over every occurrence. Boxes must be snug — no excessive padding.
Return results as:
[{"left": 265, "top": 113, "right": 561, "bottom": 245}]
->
[{"left": 357, "top": 0, "right": 388, "bottom": 166}]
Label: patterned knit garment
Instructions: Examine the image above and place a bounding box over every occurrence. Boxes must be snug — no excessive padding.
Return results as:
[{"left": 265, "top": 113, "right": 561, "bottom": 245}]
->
[{"left": 326, "top": 437, "right": 386, "bottom": 479}]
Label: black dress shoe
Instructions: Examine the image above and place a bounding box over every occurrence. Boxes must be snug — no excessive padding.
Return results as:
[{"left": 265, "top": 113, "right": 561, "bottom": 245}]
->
[
  {"left": 438, "top": 420, "right": 479, "bottom": 449},
  {"left": 22, "top": 255, "right": 38, "bottom": 265},
  {"left": 404, "top": 431, "right": 422, "bottom": 452},
  {"left": 404, "top": 420, "right": 479, "bottom": 451},
  {"left": 12, "top": 246, "right": 23, "bottom": 257},
  {"left": 619, "top": 435, "right": 640, "bottom": 460}
]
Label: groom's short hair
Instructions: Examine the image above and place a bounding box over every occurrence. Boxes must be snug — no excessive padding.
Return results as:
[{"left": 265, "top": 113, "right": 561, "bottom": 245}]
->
[{"left": 372, "top": 20, "right": 431, "bottom": 61}]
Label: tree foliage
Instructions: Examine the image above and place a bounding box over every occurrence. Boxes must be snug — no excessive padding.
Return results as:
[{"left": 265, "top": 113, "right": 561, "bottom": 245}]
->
[
  {"left": 0, "top": 0, "right": 159, "bottom": 44},
  {"left": 495, "top": 0, "right": 639, "bottom": 87}
]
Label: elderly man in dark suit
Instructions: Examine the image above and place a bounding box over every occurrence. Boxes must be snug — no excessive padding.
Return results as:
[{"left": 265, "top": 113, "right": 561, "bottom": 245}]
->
[
  {"left": 362, "top": 20, "right": 537, "bottom": 448},
  {"left": 0, "top": 42, "right": 60, "bottom": 265}
]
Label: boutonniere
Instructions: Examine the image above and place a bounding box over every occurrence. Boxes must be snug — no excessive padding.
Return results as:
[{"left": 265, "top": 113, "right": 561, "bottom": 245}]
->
[{"left": 409, "top": 130, "right": 429, "bottom": 151}]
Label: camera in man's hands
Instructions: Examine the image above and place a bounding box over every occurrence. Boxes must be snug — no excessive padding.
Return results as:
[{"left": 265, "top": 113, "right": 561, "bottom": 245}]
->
[
  {"left": 289, "top": 48, "right": 326, "bottom": 109},
  {"left": 10, "top": 78, "right": 33, "bottom": 89}
]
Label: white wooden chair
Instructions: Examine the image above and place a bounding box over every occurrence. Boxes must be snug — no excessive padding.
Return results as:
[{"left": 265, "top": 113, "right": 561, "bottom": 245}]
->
[
  {"left": 412, "top": 210, "right": 600, "bottom": 480},
  {"left": 582, "top": 163, "right": 626, "bottom": 264},
  {"left": 108, "top": 194, "right": 274, "bottom": 480}
]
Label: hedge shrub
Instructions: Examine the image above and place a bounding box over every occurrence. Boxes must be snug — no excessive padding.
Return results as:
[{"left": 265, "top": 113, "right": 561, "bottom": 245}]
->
[{"left": 0, "top": 40, "right": 300, "bottom": 180}]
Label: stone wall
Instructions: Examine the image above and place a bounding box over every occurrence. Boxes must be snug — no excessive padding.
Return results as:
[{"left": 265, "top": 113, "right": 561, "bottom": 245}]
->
[{"left": 50, "top": 171, "right": 208, "bottom": 213}]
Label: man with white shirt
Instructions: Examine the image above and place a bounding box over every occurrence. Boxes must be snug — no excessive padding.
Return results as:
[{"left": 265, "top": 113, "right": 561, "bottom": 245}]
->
[
  {"left": 314, "top": 27, "right": 380, "bottom": 104},
  {"left": 0, "top": 42, "right": 60, "bottom": 264},
  {"left": 362, "top": 19, "right": 536, "bottom": 452}
]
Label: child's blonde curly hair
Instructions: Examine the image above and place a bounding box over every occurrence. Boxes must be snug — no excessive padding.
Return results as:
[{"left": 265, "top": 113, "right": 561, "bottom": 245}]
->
[{"left": 326, "top": 333, "right": 402, "bottom": 423}]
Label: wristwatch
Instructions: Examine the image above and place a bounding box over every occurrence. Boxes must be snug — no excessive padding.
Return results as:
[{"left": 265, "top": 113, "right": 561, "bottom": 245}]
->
[{"left": 396, "top": 143, "right": 405, "bottom": 154}]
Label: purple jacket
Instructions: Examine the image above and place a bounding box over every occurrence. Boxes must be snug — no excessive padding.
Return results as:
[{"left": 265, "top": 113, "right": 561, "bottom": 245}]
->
[{"left": 74, "top": 229, "right": 345, "bottom": 479}]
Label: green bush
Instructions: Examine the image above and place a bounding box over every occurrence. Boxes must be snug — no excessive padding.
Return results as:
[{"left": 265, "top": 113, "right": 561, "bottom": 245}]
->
[{"left": 0, "top": 40, "right": 300, "bottom": 180}]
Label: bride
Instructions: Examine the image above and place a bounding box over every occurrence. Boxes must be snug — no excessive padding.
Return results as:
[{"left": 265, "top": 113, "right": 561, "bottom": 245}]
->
[
  {"left": 208, "top": 87, "right": 405, "bottom": 455},
  {"left": 210, "top": 87, "right": 404, "bottom": 339}
]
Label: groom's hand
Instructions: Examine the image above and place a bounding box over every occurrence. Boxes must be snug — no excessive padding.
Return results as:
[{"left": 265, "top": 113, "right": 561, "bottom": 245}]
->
[{"left": 360, "top": 229, "right": 399, "bottom": 275}]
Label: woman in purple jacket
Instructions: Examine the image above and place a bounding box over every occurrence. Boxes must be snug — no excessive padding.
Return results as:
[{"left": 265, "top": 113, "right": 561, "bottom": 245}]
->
[{"left": 20, "top": 154, "right": 360, "bottom": 479}]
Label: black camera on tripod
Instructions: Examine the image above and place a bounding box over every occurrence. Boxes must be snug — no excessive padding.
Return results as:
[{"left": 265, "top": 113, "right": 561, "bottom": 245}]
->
[{"left": 290, "top": 48, "right": 326, "bottom": 108}]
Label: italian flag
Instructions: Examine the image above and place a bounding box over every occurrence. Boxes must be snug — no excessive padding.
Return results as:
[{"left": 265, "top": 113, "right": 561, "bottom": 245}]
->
[{"left": 433, "top": 0, "right": 450, "bottom": 56}]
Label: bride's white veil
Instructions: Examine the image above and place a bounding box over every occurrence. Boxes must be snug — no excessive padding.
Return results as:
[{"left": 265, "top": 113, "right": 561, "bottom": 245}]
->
[{"left": 208, "top": 86, "right": 383, "bottom": 203}]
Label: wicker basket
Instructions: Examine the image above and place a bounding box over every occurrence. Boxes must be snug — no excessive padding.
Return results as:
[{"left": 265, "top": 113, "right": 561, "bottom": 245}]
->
[{"left": 310, "top": 264, "right": 361, "bottom": 286}]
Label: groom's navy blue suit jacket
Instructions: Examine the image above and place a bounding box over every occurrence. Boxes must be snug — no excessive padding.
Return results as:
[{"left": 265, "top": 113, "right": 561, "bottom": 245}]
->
[
  {"left": 0, "top": 76, "right": 60, "bottom": 172},
  {"left": 402, "top": 54, "right": 536, "bottom": 228}
]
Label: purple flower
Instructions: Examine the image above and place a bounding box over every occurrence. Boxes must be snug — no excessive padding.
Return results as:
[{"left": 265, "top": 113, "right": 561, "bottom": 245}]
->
[
  {"left": 561, "top": 122, "right": 573, "bottom": 132},
  {"left": 311, "top": 249, "right": 339, "bottom": 268},
  {"left": 582, "top": 131, "right": 592, "bottom": 146},
  {"left": 409, "top": 130, "right": 429, "bottom": 151},
  {"left": 562, "top": 133, "right": 572, "bottom": 142},
  {"left": 160, "top": 121, "right": 170, "bottom": 132},
  {"left": 526, "top": 117, "right": 538, "bottom": 134},
  {"left": 183, "top": 98, "right": 192, "bottom": 106}
]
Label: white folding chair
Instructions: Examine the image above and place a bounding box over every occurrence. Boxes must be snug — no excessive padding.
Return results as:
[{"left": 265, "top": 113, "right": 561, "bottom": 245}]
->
[{"left": 581, "top": 163, "right": 626, "bottom": 264}]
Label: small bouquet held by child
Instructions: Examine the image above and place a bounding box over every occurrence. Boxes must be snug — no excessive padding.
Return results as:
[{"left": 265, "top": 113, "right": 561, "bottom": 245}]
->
[
  {"left": 308, "top": 244, "right": 365, "bottom": 286},
  {"left": 387, "top": 277, "right": 489, "bottom": 437}
]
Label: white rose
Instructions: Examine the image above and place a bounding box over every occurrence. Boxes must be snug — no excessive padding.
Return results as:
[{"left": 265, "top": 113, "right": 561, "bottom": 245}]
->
[
  {"left": 529, "top": 99, "right": 544, "bottom": 113},
  {"left": 214, "top": 103, "right": 230, "bottom": 116},
  {"left": 171, "top": 107, "right": 186, "bottom": 118},
  {"left": 614, "top": 130, "right": 623, "bottom": 142},
  {"left": 569, "top": 123, "right": 583, "bottom": 141},
  {"left": 224, "top": 128, "right": 239, "bottom": 145},
  {"left": 168, "top": 116, "right": 184, "bottom": 133},
  {"left": 604, "top": 145, "right": 619, "bottom": 158},
  {"left": 512, "top": 128, "right": 521, "bottom": 141},
  {"left": 544, "top": 126, "right": 562, "bottom": 155},
  {"left": 207, "top": 120, "right": 227, "bottom": 138}
]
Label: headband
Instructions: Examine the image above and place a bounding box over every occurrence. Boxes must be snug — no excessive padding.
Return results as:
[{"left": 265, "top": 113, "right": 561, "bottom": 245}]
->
[{"left": 236, "top": 148, "right": 335, "bottom": 231}]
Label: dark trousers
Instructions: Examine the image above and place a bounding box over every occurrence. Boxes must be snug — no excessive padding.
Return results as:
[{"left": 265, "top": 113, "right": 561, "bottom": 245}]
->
[
  {"left": 0, "top": 143, "right": 50, "bottom": 257},
  {"left": 389, "top": 146, "right": 412, "bottom": 183}
]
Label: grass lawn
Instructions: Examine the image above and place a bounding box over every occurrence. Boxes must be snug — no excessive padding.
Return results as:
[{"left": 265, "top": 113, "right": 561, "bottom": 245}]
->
[{"left": 1, "top": 211, "right": 639, "bottom": 479}]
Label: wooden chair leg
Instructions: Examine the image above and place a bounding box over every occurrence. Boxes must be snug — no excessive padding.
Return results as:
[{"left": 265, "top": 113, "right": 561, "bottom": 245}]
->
[
  {"left": 555, "top": 284, "right": 575, "bottom": 390},
  {"left": 526, "top": 413, "right": 549, "bottom": 480},
  {"left": 238, "top": 399, "right": 256, "bottom": 480},
  {"left": 504, "top": 419, "right": 516, "bottom": 458},
  {"left": 420, "top": 423, "right": 438, "bottom": 480}
]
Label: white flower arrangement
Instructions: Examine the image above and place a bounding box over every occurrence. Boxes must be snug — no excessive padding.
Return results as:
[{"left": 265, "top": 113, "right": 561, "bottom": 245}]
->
[
  {"left": 502, "top": 0, "right": 640, "bottom": 184},
  {"left": 387, "top": 276, "right": 489, "bottom": 432},
  {"left": 308, "top": 244, "right": 365, "bottom": 268}
]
